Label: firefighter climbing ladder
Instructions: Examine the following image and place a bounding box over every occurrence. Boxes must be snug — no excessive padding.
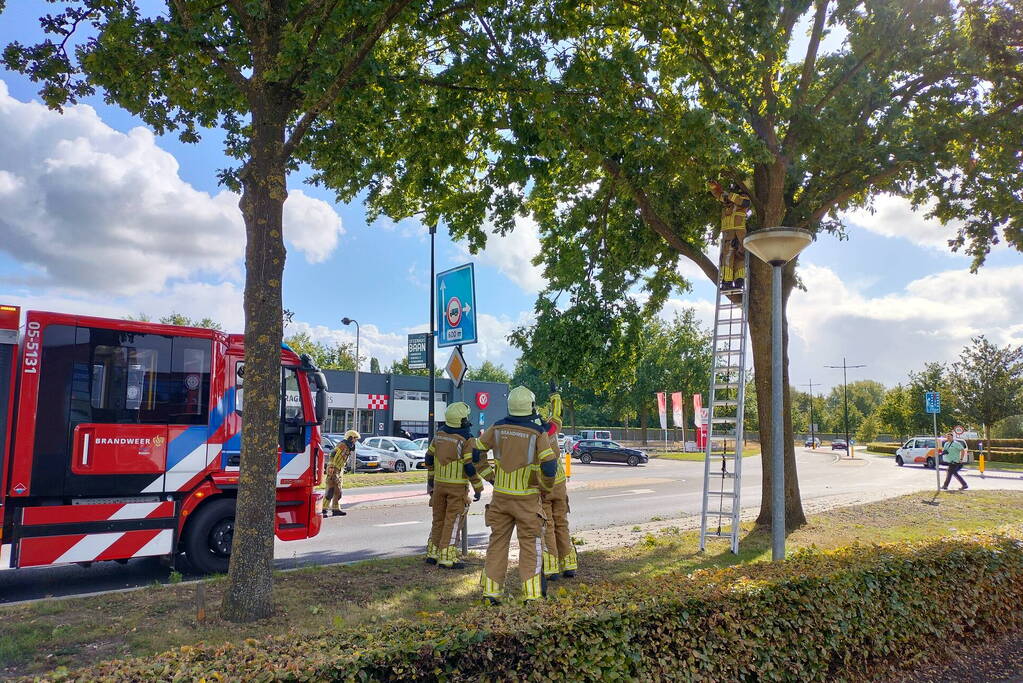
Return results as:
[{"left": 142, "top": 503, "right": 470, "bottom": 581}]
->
[{"left": 699, "top": 254, "right": 750, "bottom": 555}]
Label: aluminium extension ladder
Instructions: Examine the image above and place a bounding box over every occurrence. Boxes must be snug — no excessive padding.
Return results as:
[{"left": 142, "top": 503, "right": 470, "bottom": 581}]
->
[{"left": 699, "top": 254, "right": 750, "bottom": 555}]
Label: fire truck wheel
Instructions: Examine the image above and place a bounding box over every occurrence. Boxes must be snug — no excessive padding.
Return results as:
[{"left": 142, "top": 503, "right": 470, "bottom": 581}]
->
[{"left": 184, "top": 498, "right": 236, "bottom": 574}]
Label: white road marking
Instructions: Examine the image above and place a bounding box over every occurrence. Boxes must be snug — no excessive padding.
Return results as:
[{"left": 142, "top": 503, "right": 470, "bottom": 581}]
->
[
  {"left": 374, "top": 521, "right": 421, "bottom": 527},
  {"left": 588, "top": 488, "right": 656, "bottom": 500}
]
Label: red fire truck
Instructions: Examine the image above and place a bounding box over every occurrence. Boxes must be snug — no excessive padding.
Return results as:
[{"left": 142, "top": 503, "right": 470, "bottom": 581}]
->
[{"left": 0, "top": 305, "right": 324, "bottom": 573}]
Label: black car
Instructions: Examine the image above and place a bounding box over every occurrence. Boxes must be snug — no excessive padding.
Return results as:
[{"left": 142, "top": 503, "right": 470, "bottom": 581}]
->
[
  {"left": 831, "top": 440, "right": 848, "bottom": 451},
  {"left": 572, "top": 439, "right": 648, "bottom": 466}
]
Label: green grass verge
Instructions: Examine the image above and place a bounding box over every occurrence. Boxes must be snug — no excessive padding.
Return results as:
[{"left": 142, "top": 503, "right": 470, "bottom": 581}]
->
[
  {"left": 4, "top": 490, "right": 1023, "bottom": 678},
  {"left": 314, "top": 470, "right": 428, "bottom": 491},
  {"left": 651, "top": 445, "right": 761, "bottom": 461}
]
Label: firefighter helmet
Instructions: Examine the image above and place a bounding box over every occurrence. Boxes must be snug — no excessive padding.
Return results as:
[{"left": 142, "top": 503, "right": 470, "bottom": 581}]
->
[
  {"left": 445, "top": 402, "right": 471, "bottom": 428},
  {"left": 508, "top": 386, "right": 536, "bottom": 417},
  {"left": 345, "top": 430, "right": 361, "bottom": 440}
]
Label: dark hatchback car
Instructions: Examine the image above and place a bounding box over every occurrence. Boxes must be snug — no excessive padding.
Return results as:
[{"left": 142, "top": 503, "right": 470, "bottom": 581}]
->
[
  {"left": 831, "top": 440, "right": 848, "bottom": 451},
  {"left": 572, "top": 439, "right": 649, "bottom": 466}
]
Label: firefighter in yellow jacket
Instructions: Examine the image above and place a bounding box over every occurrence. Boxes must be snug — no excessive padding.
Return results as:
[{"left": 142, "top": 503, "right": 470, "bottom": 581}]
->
[
  {"left": 425, "top": 402, "right": 484, "bottom": 569},
  {"left": 475, "top": 386, "right": 558, "bottom": 604},
  {"left": 709, "top": 179, "right": 752, "bottom": 291},
  {"left": 538, "top": 392, "right": 577, "bottom": 581},
  {"left": 322, "top": 430, "right": 358, "bottom": 517}
]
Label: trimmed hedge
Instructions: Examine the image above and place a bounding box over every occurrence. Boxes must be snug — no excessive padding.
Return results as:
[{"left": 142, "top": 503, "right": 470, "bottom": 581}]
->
[
  {"left": 54, "top": 530, "right": 1023, "bottom": 682},
  {"left": 867, "top": 442, "right": 900, "bottom": 455}
]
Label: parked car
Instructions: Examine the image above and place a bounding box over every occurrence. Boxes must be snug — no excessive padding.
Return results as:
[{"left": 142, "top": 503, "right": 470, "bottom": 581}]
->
[
  {"left": 324, "top": 434, "right": 382, "bottom": 472},
  {"left": 572, "top": 439, "right": 648, "bottom": 466},
  {"left": 562, "top": 435, "right": 581, "bottom": 452},
  {"left": 579, "top": 429, "right": 612, "bottom": 441},
  {"left": 361, "top": 436, "right": 428, "bottom": 472},
  {"left": 895, "top": 437, "right": 970, "bottom": 468},
  {"left": 804, "top": 437, "right": 821, "bottom": 448},
  {"left": 412, "top": 437, "right": 430, "bottom": 450},
  {"left": 831, "top": 440, "right": 848, "bottom": 451}
]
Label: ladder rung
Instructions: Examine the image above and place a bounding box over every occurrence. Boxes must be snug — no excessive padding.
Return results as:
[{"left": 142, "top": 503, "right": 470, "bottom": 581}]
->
[
  {"left": 711, "top": 491, "right": 737, "bottom": 498},
  {"left": 716, "top": 334, "right": 743, "bottom": 340},
  {"left": 706, "top": 451, "right": 738, "bottom": 458},
  {"left": 704, "top": 532, "right": 736, "bottom": 538},
  {"left": 715, "top": 365, "right": 741, "bottom": 371},
  {"left": 713, "top": 383, "right": 739, "bottom": 389},
  {"left": 709, "top": 471, "right": 736, "bottom": 478},
  {"left": 713, "top": 399, "right": 738, "bottom": 406},
  {"left": 712, "top": 416, "right": 737, "bottom": 423}
]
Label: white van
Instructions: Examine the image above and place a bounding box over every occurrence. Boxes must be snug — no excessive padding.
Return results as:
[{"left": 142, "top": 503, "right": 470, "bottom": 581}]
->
[
  {"left": 580, "top": 429, "right": 612, "bottom": 441},
  {"left": 895, "top": 437, "right": 970, "bottom": 468}
]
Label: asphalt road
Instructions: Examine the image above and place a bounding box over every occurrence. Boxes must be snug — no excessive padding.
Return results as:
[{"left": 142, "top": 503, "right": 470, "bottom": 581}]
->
[{"left": 3, "top": 448, "right": 1022, "bottom": 603}]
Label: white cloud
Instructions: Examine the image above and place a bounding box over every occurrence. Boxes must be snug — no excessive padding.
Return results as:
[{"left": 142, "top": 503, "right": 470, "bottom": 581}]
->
[
  {"left": 461, "top": 215, "right": 546, "bottom": 294},
  {"left": 283, "top": 190, "right": 344, "bottom": 263},
  {"left": 0, "top": 281, "right": 246, "bottom": 331},
  {"left": 786, "top": 262, "right": 1023, "bottom": 390},
  {"left": 0, "top": 80, "right": 343, "bottom": 295},
  {"left": 843, "top": 194, "right": 960, "bottom": 251},
  {"left": 285, "top": 320, "right": 409, "bottom": 370}
]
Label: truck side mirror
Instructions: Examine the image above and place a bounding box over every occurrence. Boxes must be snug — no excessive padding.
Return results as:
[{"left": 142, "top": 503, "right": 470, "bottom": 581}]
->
[{"left": 315, "top": 387, "right": 328, "bottom": 425}]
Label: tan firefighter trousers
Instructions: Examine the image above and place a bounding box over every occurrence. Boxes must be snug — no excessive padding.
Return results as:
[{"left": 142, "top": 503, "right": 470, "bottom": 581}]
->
[
  {"left": 541, "top": 481, "right": 577, "bottom": 575},
  {"left": 428, "top": 482, "right": 470, "bottom": 566},
  {"left": 482, "top": 492, "right": 546, "bottom": 601}
]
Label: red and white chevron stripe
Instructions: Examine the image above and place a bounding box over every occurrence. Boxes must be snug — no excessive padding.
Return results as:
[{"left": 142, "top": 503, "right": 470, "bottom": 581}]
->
[
  {"left": 18, "top": 529, "right": 174, "bottom": 567},
  {"left": 20, "top": 501, "right": 175, "bottom": 526}
]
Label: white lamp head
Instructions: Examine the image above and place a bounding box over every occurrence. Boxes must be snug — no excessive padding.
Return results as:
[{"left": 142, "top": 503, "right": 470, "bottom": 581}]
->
[{"left": 743, "top": 227, "right": 813, "bottom": 266}]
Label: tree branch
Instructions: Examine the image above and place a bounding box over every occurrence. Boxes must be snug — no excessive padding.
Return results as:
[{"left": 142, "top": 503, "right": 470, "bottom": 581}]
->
[
  {"left": 804, "top": 162, "right": 905, "bottom": 226},
  {"left": 601, "top": 157, "right": 719, "bottom": 285},
  {"left": 283, "top": 0, "right": 415, "bottom": 158},
  {"left": 812, "top": 48, "right": 878, "bottom": 116},
  {"left": 171, "top": 0, "right": 252, "bottom": 96},
  {"left": 792, "top": 0, "right": 828, "bottom": 112}
]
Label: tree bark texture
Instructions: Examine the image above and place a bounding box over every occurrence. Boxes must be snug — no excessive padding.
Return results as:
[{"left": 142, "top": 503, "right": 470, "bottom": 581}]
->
[{"left": 221, "top": 105, "right": 288, "bottom": 622}]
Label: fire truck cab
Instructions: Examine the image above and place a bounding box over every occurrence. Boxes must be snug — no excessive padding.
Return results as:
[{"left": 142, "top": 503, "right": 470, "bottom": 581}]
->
[{"left": 0, "top": 306, "right": 324, "bottom": 574}]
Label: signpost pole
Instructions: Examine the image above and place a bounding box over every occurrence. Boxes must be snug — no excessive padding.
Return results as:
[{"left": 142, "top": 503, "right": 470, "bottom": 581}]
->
[
  {"left": 428, "top": 226, "right": 436, "bottom": 449},
  {"left": 934, "top": 411, "right": 941, "bottom": 493}
]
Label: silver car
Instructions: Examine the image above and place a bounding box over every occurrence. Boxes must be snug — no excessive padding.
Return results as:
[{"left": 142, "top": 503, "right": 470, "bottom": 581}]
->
[{"left": 361, "top": 436, "right": 428, "bottom": 473}]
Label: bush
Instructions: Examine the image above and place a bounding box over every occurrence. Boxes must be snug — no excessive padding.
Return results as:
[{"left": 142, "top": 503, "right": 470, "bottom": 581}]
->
[
  {"left": 967, "top": 438, "right": 1023, "bottom": 449},
  {"left": 867, "top": 443, "right": 900, "bottom": 455},
  {"left": 60, "top": 531, "right": 1023, "bottom": 682}
]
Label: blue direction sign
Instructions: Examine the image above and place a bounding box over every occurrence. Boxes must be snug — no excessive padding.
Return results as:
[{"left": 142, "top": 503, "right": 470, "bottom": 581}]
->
[
  {"left": 437, "top": 263, "right": 478, "bottom": 348},
  {"left": 925, "top": 391, "right": 941, "bottom": 414}
]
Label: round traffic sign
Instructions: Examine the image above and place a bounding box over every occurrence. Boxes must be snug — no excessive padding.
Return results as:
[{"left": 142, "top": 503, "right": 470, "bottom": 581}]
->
[
  {"left": 476, "top": 392, "right": 490, "bottom": 409},
  {"left": 953, "top": 425, "right": 965, "bottom": 436},
  {"left": 445, "top": 297, "right": 462, "bottom": 327}
]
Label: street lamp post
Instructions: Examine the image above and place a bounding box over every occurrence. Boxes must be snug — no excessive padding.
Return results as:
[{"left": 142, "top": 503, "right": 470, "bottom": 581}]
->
[
  {"left": 825, "top": 358, "right": 866, "bottom": 458},
  {"left": 799, "top": 380, "right": 817, "bottom": 448},
  {"left": 342, "top": 317, "right": 360, "bottom": 433},
  {"left": 743, "top": 227, "right": 813, "bottom": 562}
]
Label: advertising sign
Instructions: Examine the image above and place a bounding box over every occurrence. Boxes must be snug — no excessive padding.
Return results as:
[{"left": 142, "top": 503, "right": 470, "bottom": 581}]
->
[
  {"left": 656, "top": 392, "right": 668, "bottom": 431},
  {"left": 671, "top": 391, "right": 684, "bottom": 427},
  {"left": 407, "top": 333, "right": 430, "bottom": 370}
]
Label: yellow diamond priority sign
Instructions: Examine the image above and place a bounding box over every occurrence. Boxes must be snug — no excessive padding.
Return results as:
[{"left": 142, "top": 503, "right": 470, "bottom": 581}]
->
[{"left": 445, "top": 347, "right": 468, "bottom": 387}]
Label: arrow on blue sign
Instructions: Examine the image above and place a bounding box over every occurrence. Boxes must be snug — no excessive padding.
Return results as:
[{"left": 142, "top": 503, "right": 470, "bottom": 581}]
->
[
  {"left": 437, "top": 263, "right": 478, "bottom": 348},
  {"left": 924, "top": 391, "right": 941, "bottom": 414}
]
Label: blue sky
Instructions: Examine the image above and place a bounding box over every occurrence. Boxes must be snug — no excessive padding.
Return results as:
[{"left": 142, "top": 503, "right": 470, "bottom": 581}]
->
[{"left": 1, "top": 10, "right": 1020, "bottom": 393}]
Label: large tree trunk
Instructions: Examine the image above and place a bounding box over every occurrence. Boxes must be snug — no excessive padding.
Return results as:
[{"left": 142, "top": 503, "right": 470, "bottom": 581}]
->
[
  {"left": 222, "top": 105, "right": 288, "bottom": 623},
  {"left": 748, "top": 254, "right": 807, "bottom": 532}
]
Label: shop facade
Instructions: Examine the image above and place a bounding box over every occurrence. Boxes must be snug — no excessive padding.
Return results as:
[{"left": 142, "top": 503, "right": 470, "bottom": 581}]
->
[{"left": 319, "top": 369, "right": 509, "bottom": 439}]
